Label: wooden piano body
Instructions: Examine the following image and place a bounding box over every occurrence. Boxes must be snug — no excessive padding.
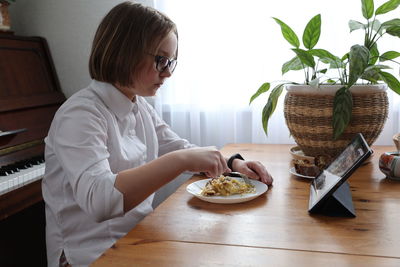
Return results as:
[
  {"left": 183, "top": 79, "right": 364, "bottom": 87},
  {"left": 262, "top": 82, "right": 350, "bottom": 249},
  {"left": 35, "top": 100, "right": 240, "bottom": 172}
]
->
[{"left": 0, "top": 34, "right": 66, "bottom": 266}]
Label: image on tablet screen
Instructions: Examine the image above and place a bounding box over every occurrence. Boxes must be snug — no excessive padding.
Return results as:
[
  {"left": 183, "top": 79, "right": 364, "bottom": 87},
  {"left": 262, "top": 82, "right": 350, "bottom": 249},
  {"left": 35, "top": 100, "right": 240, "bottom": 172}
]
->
[{"left": 313, "top": 137, "right": 367, "bottom": 199}]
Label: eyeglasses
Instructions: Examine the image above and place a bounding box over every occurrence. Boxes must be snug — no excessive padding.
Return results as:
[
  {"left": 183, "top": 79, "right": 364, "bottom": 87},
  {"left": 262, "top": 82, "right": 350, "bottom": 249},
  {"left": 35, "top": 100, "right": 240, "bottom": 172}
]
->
[{"left": 147, "top": 53, "right": 177, "bottom": 73}]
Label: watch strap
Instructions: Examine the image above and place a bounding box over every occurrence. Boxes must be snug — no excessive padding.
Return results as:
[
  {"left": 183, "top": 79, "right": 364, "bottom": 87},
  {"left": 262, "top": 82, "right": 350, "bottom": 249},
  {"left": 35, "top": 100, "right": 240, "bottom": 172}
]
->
[{"left": 227, "top": 153, "right": 244, "bottom": 170}]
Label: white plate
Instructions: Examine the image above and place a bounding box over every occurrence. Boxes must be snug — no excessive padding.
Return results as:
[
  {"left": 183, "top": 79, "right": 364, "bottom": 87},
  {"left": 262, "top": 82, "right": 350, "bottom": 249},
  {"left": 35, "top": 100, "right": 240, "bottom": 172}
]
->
[
  {"left": 289, "top": 167, "right": 315, "bottom": 179},
  {"left": 186, "top": 178, "right": 268, "bottom": 204}
]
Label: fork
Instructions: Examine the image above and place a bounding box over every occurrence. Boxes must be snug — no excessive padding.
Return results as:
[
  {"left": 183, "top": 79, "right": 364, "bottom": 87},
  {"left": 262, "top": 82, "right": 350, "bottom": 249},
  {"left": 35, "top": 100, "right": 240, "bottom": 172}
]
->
[{"left": 223, "top": 171, "right": 253, "bottom": 185}]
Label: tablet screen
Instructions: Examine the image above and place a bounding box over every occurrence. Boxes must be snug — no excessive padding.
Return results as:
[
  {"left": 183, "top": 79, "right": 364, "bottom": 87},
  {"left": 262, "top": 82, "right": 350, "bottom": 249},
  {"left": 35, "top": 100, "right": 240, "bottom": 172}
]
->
[{"left": 309, "top": 133, "right": 372, "bottom": 211}]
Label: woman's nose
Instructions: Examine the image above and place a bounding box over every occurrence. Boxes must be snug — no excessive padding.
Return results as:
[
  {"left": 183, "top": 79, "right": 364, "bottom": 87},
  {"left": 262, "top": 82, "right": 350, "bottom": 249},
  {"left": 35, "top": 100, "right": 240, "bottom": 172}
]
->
[{"left": 160, "top": 67, "right": 173, "bottom": 77}]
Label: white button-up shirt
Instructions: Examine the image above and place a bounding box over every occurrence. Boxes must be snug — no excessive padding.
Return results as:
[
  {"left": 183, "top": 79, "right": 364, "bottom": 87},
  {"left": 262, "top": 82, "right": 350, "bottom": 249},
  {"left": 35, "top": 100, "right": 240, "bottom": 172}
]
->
[{"left": 42, "top": 80, "right": 194, "bottom": 267}]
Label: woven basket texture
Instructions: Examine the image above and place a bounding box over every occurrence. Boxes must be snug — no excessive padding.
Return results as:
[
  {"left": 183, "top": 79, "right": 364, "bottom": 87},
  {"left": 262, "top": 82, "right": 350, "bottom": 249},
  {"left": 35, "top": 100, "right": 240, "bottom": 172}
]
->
[{"left": 284, "top": 90, "right": 388, "bottom": 158}]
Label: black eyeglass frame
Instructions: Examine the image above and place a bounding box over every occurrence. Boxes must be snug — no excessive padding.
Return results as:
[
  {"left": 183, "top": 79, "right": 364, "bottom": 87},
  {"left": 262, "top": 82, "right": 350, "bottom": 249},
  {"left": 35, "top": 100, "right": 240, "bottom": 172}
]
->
[{"left": 147, "top": 53, "right": 177, "bottom": 73}]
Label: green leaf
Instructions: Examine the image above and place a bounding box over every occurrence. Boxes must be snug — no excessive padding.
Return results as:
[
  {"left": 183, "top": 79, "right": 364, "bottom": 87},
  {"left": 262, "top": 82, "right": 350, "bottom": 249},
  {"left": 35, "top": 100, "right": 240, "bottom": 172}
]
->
[
  {"left": 379, "top": 71, "right": 400, "bottom": 94},
  {"left": 309, "top": 49, "right": 336, "bottom": 60},
  {"left": 326, "top": 79, "right": 337, "bottom": 84},
  {"left": 382, "top": 18, "right": 400, "bottom": 29},
  {"left": 261, "top": 84, "right": 284, "bottom": 136},
  {"left": 332, "top": 87, "right": 353, "bottom": 140},
  {"left": 282, "top": 56, "right": 304, "bottom": 75},
  {"left": 302, "top": 14, "right": 321, "bottom": 49},
  {"left": 309, "top": 77, "right": 320, "bottom": 87},
  {"left": 349, "top": 20, "right": 366, "bottom": 32},
  {"left": 291, "top": 48, "right": 315, "bottom": 68},
  {"left": 366, "top": 64, "right": 392, "bottom": 71},
  {"left": 386, "top": 26, "right": 400, "bottom": 37},
  {"left": 249, "top": 82, "right": 270, "bottom": 104},
  {"left": 273, "top": 18, "right": 300, "bottom": 48},
  {"left": 310, "top": 49, "right": 344, "bottom": 68},
  {"left": 370, "top": 19, "right": 383, "bottom": 34},
  {"left": 348, "top": 45, "right": 370, "bottom": 86},
  {"left": 361, "top": 65, "right": 392, "bottom": 82},
  {"left": 380, "top": 51, "right": 400, "bottom": 61},
  {"left": 375, "top": 0, "right": 400, "bottom": 15},
  {"left": 361, "top": 72, "right": 380, "bottom": 83},
  {"left": 362, "top": 0, "right": 374, "bottom": 19},
  {"left": 369, "top": 43, "right": 379, "bottom": 65}
]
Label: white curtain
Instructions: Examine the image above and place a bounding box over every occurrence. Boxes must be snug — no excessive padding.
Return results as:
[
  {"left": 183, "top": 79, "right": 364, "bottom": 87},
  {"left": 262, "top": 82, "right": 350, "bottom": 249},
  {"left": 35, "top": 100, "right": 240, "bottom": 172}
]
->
[{"left": 151, "top": 0, "right": 400, "bottom": 148}]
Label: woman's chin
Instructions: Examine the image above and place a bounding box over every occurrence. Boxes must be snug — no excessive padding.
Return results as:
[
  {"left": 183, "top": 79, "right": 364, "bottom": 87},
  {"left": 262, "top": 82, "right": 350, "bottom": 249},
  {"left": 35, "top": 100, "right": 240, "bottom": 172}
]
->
[{"left": 151, "top": 86, "right": 160, "bottom": 95}]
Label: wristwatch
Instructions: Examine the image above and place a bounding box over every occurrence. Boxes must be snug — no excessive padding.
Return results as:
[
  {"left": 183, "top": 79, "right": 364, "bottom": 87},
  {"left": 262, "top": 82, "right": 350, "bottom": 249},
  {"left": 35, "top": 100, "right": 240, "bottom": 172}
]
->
[{"left": 227, "top": 153, "right": 244, "bottom": 170}]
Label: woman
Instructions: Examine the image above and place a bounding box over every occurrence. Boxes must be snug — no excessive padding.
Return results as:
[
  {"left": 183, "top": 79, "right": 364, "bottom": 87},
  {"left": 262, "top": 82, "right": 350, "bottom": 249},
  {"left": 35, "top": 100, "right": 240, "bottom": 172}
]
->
[{"left": 42, "top": 2, "right": 273, "bottom": 266}]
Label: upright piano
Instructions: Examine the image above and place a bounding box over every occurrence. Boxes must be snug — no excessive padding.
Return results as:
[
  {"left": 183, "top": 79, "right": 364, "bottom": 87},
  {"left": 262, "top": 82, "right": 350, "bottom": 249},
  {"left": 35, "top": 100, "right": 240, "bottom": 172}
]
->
[{"left": 0, "top": 34, "right": 66, "bottom": 266}]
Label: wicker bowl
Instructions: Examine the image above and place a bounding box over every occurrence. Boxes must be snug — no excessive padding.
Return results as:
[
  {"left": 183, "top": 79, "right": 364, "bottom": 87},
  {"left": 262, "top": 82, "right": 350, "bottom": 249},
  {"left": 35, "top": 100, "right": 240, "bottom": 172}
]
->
[{"left": 284, "top": 84, "right": 388, "bottom": 158}]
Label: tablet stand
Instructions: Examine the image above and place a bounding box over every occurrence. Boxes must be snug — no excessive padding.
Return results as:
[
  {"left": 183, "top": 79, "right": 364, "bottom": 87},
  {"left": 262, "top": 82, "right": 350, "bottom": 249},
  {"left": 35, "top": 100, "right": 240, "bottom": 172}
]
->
[{"left": 312, "top": 182, "right": 356, "bottom": 217}]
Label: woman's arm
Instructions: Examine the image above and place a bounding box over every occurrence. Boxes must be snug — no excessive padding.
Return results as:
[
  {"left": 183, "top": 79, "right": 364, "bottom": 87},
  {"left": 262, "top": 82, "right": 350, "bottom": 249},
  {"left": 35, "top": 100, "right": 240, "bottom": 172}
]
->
[{"left": 115, "top": 146, "right": 229, "bottom": 212}]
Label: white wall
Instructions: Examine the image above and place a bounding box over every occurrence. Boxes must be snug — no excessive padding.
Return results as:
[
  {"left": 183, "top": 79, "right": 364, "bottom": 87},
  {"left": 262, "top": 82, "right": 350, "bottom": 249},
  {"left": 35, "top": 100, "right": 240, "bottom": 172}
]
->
[{"left": 9, "top": 0, "right": 153, "bottom": 98}]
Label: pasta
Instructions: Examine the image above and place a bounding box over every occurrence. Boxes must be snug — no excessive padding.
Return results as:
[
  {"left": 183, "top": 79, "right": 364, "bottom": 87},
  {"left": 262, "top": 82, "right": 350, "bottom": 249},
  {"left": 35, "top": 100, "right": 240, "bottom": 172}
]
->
[{"left": 201, "top": 175, "right": 255, "bottom": 196}]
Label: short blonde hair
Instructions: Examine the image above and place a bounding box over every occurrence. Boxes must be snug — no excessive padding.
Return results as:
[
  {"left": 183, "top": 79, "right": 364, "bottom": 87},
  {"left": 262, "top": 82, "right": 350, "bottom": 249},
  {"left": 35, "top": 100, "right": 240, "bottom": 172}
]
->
[{"left": 89, "top": 1, "right": 177, "bottom": 87}]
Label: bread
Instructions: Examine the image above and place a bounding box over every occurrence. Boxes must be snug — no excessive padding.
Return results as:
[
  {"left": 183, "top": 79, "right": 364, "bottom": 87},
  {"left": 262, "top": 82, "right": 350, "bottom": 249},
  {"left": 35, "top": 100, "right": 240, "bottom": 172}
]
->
[
  {"left": 290, "top": 146, "right": 332, "bottom": 177},
  {"left": 293, "top": 159, "right": 320, "bottom": 177}
]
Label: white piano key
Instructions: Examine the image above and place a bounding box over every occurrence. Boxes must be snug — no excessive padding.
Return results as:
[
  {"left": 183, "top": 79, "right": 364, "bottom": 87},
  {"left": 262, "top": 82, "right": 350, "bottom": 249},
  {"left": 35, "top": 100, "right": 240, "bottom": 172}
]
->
[
  {"left": 13, "top": 177, "right": 18, "bottom": 190},
  {"left": 23, "top": 173, "right": 29, "bottom": 184},
  {"left": 8, "top": 179, "right": 13, "bottom": 193},
  {"left": 0, "top": 163, "right": 45, "bottom": 196},
  {"left": 0, "top": 181, "right": 6, "bottom": 195}
]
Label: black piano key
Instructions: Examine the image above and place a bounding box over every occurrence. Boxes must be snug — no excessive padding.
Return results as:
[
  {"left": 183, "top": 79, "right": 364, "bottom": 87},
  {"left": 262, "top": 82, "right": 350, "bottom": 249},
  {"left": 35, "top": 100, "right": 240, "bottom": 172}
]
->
[
  {"left": 11, "top": 166, "right": 20, "bottom": 172},
  {"left": 5, "top": 164, "right": 20, "bottom": 173},
  {"left": 2, "top": 166, "right": 14, "bottom": 174},
  {"left": 0, "top": 154, "right": 46, "bottom": 175},
  {"left": 14, "top": 161, "right": 28, "bottom": 169},
  {"left": 32, "top": 158, "right": 41, "bottom": 165}
]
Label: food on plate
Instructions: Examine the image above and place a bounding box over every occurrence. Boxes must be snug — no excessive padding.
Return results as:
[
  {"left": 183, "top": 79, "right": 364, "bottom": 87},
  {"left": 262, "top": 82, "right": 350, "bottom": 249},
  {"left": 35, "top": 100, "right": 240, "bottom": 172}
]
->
[
  {"left": 293, "top": 154, "right": 331, "bottom": 177},
  {"left": 293, "top": 159, "right": 320, "bottom": 177},
  {"left": 290, "top": 146, "right": 333, "bottom": 177},
  {"left": 201, "top": 175, "right": 255, "bottom": 196}
]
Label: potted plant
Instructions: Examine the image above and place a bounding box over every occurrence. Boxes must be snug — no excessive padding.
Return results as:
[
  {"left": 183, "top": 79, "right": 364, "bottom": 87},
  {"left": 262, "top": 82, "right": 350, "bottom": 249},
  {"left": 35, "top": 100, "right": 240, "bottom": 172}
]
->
[
  {"left": 250, "top": 0, "right": 400, "bottom": 158},
  {"left": 0, "top": 0, "right": 14, "bottom": 31}
]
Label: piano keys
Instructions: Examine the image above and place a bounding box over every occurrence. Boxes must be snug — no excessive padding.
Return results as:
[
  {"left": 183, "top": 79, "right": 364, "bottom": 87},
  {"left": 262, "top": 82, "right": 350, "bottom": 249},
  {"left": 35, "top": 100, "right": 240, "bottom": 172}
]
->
[
  {"left": 0, "top": 33, "right": 66, "bottom": 266},
  {"left": 0, "top": 154, "right": 45, "bottom": 196}
]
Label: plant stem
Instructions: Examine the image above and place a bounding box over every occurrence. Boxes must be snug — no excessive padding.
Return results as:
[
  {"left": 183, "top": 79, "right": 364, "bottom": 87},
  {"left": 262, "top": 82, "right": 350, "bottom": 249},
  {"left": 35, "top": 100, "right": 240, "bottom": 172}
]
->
[
  {"left": 370, "top": 33, "right": 384, "bottom": 50},
  {"left": 369, "top": 22, "right": 383, "bottom": 50},
  {"left": 368, "top": 19, "right": 375, "bottom": 45},
  {"left": 337, "top": 68, "right": 343, "bottom": 83},
  {"left": 306, "top": 68, "right": 309, "bottom": 83}
]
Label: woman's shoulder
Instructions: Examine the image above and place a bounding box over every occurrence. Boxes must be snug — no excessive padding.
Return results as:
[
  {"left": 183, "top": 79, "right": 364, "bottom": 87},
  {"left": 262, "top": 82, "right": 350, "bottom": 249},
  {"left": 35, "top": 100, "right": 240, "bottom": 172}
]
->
[{"left": 56, "top": 86, "right": 109, "bottom": 119}]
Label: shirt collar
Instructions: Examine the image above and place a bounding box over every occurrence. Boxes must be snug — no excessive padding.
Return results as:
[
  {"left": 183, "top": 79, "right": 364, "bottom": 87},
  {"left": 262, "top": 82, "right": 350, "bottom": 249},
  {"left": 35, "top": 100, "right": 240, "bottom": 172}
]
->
[{"left": 90, "top": 80, "right": 135, "bottom": 119}]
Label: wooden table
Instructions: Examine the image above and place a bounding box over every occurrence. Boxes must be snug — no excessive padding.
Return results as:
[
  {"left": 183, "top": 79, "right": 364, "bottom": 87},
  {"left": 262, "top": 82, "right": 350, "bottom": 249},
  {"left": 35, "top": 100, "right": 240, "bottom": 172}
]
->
[{"left": 92, "top": 144, "right": 400, "bottom": 266}]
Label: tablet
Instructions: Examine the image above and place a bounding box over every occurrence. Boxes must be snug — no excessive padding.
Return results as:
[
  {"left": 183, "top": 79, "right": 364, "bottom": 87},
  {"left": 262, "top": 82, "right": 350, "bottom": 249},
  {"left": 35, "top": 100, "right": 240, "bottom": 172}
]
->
[{"left": 308, "top": 133, "right": 373, "bottom": 213}]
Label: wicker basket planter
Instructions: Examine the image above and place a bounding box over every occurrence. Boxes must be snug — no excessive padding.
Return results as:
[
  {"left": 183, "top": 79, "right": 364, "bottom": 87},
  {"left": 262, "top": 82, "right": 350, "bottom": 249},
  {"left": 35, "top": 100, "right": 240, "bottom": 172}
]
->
[{"left": 284, "top": 84, "right": 388, "bottom": 158}]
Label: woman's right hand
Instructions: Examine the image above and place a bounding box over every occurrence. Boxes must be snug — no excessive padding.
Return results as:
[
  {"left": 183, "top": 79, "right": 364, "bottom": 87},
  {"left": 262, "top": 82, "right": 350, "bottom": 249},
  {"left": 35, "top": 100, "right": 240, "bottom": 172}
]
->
[
  {"left": 175, "top": 146, "right": 230, "bottom": 177},
  {"left": 116, "top": 146, "right": 228, "bottom": 212}
]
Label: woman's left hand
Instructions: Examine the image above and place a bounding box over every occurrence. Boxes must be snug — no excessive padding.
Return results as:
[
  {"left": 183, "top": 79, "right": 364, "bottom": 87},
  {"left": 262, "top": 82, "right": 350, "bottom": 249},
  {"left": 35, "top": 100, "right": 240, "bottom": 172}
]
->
[{"left": 232, "top": 159, "right": 273, "bottom": 185}]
